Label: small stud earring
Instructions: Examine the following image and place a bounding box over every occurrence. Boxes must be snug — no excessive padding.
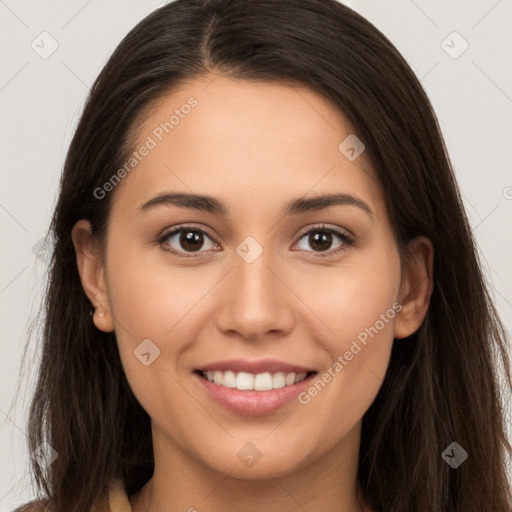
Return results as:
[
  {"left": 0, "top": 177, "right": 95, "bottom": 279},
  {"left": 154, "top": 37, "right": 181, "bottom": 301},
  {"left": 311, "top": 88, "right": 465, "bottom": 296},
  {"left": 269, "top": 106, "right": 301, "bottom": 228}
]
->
[{"left": 95, "top": 310, "right": 105, "bottom": 318}]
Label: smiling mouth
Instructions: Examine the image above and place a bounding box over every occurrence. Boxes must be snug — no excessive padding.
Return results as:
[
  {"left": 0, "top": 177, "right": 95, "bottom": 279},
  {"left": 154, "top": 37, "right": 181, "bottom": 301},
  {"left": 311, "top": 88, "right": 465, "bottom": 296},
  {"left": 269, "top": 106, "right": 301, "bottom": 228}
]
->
[{"left": 195, "top": 370, "right": 317, "bottom": 391}]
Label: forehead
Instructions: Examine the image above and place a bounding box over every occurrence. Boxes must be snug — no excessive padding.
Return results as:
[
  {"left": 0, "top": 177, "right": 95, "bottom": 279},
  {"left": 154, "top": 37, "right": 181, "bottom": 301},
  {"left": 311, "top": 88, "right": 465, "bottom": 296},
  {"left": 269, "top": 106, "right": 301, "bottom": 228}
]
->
[{"left": 110, "top": 74, "right": 383, "bottom": 221}]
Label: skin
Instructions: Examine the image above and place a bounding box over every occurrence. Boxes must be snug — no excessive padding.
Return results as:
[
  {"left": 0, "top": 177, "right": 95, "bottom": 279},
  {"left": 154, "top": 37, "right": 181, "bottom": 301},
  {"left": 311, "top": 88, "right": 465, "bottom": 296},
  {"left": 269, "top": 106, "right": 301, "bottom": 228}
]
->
[{"left": 73, "top": 73, "right": 433, "bottom": 512}]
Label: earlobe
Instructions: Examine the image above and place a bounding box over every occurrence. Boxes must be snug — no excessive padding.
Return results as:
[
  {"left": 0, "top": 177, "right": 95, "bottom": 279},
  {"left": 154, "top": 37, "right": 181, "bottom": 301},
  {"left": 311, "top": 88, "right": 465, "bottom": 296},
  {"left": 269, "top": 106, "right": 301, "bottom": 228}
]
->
[
  {"left": 90, "top": 307, "right": 115, "bottom": 332},
  {"left": 394, "top": 236, "right": 434, "bottom": 340},
  {"left": 72, "top": 219, "right": 115, "bottom": 332}
]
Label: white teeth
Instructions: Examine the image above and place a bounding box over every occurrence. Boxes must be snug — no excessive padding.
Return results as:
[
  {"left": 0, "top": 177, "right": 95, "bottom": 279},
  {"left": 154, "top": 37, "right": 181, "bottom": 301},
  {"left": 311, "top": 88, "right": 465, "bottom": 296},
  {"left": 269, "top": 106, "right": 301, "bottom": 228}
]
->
[
  {"left": 236, "top": 372, "right": 254, "bottom": 390},
  {"left": 272, "top": 372, "right": 286, "bottom": 389},
  {"left": 201, "top": 370, "right": 310, "bottom": 390},
  {"left": 223, "top": 370, "right": 237, "bottom": 388},
  {"left": 254, "top": 372, "right": 273, "bottom": 391},
  {"left": 285, "top": 373, "right": 296, "bottom": 386}
]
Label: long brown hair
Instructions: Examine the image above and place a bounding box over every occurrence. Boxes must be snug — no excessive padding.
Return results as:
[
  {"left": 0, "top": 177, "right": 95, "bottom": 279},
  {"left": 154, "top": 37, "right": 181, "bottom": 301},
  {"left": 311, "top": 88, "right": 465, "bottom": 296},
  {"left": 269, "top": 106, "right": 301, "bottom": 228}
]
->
[{"left": 17, "top": 1, "right": 512, "bottom": 510}]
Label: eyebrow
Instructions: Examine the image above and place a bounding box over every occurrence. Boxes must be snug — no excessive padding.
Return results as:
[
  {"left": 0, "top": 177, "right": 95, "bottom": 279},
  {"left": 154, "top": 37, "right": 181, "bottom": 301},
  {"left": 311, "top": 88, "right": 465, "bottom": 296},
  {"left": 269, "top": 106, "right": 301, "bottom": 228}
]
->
[{"left": 139, "top": 192, "right": 373, "bottom": 218}]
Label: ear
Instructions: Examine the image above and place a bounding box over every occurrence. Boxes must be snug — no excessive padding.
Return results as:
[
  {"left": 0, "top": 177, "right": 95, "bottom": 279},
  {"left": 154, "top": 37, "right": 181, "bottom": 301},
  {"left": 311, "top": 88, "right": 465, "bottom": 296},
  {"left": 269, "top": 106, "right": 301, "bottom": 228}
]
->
[
  {"left": 71, "top": 219, "right": 115, "bottom": 332},
  {"left": 394, "top": 236, "right": 434, "bottom": 339}
]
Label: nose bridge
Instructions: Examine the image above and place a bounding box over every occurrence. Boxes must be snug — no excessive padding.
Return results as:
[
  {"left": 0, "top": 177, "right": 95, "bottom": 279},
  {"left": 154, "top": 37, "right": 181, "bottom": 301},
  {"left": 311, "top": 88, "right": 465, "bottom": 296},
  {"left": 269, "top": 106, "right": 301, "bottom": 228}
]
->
[
  {"left": 235, "top": 243, "right": 275, "bottom": 302},
  {"left": 216, "top": 237, "right": 294, "bottom": 340}
]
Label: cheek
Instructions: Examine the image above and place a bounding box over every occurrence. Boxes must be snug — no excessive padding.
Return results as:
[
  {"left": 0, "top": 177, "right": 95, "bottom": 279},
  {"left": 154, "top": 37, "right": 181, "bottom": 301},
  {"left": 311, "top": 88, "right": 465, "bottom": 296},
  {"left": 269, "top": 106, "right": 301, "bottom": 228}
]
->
[
  {"left": 297, "top": 247, "right": 401, "bottom": 348},
  {"left": 295, "top": 247, "right": 400, "bottom": 417},
  {"left": 103, "top": 243, "right": 232, "bottom": 421},
  {"left": 103, "top": 245, "right": 193, "bottom": 404},
  {"left": 105, "top": 242, "right": 206, "bottom": 342}
]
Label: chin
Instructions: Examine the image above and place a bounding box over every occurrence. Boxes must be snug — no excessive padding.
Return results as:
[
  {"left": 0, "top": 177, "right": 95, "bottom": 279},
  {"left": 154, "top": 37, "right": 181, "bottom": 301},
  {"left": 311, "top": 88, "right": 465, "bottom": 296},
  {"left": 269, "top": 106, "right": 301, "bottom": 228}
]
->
[{"left": 200, "top": 440, "right": 313, "bottom": 479}]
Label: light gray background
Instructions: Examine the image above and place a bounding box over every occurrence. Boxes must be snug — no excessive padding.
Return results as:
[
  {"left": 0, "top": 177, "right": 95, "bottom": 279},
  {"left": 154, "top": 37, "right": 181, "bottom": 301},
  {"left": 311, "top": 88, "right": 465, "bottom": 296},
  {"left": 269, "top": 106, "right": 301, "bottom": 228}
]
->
[{"left": 1, "top": 0, "right": 511, "bottom": 508}]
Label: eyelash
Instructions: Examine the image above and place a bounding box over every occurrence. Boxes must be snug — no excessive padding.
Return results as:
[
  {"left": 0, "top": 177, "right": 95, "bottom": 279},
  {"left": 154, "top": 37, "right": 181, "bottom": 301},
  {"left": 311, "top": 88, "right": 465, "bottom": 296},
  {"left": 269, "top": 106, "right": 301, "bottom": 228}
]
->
[{"left": 157, "top": 223, "right": 355, "bottom": 260}]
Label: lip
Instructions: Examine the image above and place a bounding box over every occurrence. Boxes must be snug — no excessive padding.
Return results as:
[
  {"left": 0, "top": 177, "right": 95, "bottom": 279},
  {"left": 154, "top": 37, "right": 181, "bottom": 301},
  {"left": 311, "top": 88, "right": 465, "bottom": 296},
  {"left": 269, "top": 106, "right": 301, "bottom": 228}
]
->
[
  {"left": 196, "top": 358, "right": 314, "bottom": 374},
  {"left": 192, "top": 360, "right": 317, "bottom": 416}
]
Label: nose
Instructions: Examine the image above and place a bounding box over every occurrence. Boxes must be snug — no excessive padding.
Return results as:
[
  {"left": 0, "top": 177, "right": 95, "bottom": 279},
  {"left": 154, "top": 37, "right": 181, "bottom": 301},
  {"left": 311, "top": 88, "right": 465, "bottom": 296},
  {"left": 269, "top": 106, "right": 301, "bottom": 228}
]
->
[{"left": 215, "top": 247, "right": 295, "bottom": 342}]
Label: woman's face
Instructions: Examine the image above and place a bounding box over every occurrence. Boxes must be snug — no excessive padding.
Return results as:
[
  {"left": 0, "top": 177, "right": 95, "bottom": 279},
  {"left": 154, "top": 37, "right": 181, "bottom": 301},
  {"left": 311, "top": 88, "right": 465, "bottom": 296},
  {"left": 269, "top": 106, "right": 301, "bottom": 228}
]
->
[{"left": 76, "top": 74, "right": 423, "bottom": 480}]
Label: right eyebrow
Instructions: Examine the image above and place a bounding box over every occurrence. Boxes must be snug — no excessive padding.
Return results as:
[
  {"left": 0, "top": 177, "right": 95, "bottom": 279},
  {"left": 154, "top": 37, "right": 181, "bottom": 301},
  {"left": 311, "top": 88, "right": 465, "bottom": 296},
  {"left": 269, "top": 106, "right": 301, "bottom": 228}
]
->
[{"left": 139, "top": 192, "right": 229, "bottom": 216}]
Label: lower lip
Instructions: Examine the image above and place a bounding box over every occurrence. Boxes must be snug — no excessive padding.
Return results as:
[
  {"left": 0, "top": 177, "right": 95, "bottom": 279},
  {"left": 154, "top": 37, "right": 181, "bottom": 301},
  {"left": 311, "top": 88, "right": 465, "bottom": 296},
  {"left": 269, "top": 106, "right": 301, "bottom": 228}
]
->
[{"left": 193, "top": 372, "right": 316, "bottom": 416}]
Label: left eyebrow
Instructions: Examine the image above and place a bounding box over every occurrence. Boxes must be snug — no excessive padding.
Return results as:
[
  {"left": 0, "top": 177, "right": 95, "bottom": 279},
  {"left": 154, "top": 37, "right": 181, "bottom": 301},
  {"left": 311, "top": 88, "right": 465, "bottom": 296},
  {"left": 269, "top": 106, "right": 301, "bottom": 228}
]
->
[
  {"left": 138, "top": 192, "right": 373, "bottom": 218},
  {"left": 282, "top": 193, "right": 373, "bottom": 218}
]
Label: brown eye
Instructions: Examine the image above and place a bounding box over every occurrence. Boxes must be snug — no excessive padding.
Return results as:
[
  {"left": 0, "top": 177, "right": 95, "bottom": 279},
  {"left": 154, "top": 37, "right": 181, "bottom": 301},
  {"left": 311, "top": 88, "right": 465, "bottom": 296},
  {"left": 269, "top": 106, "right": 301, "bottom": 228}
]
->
[
  {"left": 177, "top": 230, "right": 205, "bottom": 252},
  {"left": 159, "top": 226, "right": 219, "bottom": 257},
  {"left": 308, "top": 231, "right": 334, "bottom": 252},
  {"left": 295, "top": 225, "right": 355, "bottom": 256}
]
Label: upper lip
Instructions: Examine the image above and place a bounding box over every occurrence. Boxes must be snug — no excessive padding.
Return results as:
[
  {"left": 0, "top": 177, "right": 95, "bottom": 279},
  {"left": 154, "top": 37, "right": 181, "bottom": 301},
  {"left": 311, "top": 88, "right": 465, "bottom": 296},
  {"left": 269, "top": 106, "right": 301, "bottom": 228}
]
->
[{"left": 196, "top": 358, "right": 315, "bottom": 374}]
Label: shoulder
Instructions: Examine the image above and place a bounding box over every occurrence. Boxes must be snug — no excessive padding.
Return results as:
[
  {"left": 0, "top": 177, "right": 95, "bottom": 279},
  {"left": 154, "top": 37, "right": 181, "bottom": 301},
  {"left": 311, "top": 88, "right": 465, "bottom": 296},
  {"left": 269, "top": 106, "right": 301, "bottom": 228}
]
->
[
  {"left": 12, "top": 499, "right": 50, "bottom": 512},
  {"left": 12, "top": 479, "right": 129, "bottom": 512}
]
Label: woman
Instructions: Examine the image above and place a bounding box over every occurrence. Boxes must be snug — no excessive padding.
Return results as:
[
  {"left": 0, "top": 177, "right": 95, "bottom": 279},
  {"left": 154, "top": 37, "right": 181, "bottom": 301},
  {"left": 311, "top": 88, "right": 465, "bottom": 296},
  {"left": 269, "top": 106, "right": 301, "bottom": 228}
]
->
[{"left": 17, "top": 0, "right": 512, "bottom": 511}]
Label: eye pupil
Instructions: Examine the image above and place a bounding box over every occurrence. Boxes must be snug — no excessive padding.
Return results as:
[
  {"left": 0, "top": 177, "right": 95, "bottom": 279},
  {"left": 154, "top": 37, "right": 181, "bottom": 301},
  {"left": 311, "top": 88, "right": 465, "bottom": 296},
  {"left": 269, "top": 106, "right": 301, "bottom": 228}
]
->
[
  {"left": 310, "top": 231, "right": 332, "bottom": 251},
  {"left": 181, "top": 231, "right": 203, "bottom": 252}
]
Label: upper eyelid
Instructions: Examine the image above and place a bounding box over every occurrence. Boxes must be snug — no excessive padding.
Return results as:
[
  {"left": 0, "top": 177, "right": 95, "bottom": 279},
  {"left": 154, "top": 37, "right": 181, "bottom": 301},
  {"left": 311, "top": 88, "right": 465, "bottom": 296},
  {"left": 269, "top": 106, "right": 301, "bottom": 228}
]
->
[
  {"left": 296, "top": 223, "right": 354, "bottom": 239},
  {"left": 159, "top": 223, "right": 217, "bottom": 242}
]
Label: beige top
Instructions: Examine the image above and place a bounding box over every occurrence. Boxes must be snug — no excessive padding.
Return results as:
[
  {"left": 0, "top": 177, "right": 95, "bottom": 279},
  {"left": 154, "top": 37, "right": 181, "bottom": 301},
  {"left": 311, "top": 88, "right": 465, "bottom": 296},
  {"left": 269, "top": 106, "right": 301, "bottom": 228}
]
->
[{"left": 97, "top": 480, "right": 132, "bottom": 512}]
